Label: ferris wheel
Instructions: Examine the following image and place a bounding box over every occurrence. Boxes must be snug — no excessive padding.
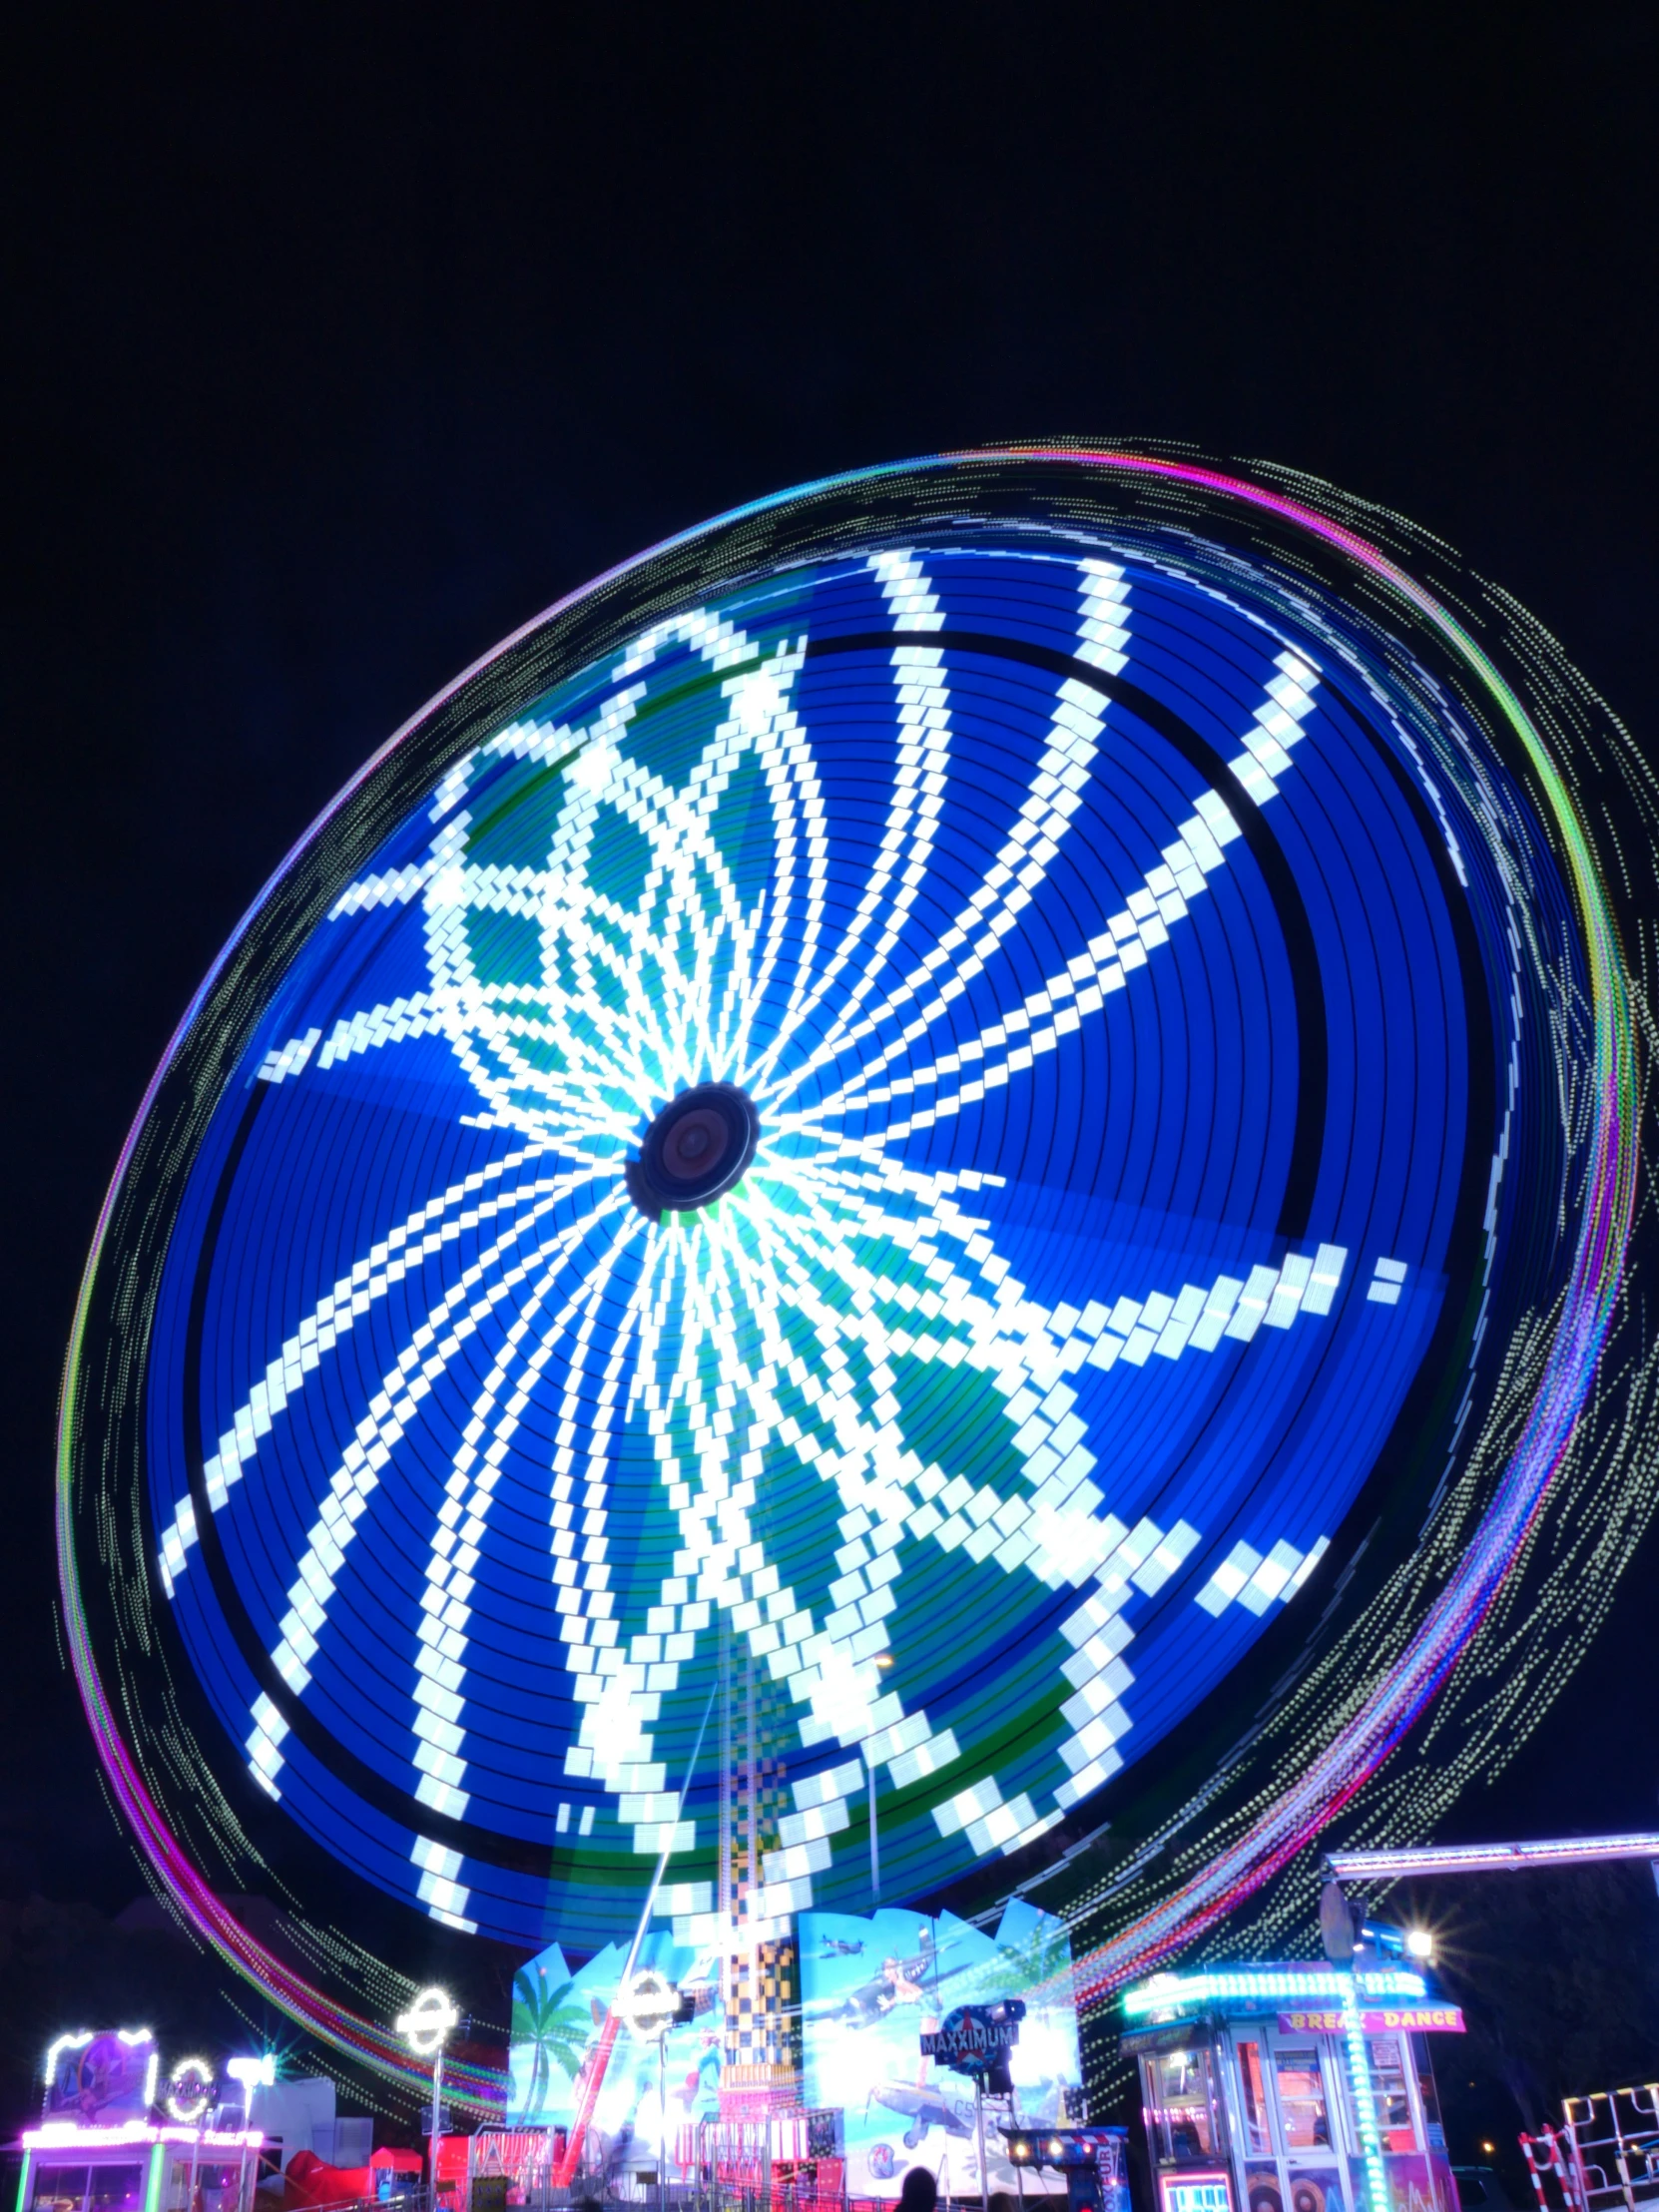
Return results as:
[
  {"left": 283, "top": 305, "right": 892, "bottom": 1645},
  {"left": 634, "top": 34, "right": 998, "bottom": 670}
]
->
[{"left": 58, "top": 450, "right": 1637, "bottom": 2094}]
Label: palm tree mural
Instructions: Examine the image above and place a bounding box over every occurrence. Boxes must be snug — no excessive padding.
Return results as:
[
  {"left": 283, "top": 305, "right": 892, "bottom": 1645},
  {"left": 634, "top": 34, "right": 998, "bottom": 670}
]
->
[{"left": 511, "top": 1964, "right": 596, "bottom": 2120}]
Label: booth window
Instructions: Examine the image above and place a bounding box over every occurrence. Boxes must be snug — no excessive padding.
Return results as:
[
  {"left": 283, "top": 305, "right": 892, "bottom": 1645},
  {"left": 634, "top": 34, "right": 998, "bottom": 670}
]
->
[
  {"left": 1237, "top": 2041, "right": 1273, "bottom": 2156},
  {"left": 1151, "top": 2047, "right": 1221, "bottom": 2161},
  {"left": 86, "top": 2169, "right": 145, "bottom": 2212},
  {"left": 195, "top": 2164, "right": 243, "bottom": 2212},
  {"left": 1271, "top": 2047, "right": 1333, "bottom": 2150},
  {"left": 1366, "top": 2036, "right": 1415, "bottom": 2153},
  {"left": 32, "top": 2167, "right": 90, "bottom": 2212}
]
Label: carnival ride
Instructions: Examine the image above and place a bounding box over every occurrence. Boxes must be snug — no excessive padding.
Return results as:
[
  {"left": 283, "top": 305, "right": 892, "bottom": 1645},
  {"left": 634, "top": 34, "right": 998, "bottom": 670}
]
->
[{"left": 54, "top": 448, "right": 1647, "bottom": 2120}]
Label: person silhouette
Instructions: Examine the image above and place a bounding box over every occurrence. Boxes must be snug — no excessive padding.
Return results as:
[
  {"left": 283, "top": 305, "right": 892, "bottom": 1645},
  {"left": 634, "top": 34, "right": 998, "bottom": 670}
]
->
[{"left": 899, "top": 2168, "right": 939, "bottom": 2212}]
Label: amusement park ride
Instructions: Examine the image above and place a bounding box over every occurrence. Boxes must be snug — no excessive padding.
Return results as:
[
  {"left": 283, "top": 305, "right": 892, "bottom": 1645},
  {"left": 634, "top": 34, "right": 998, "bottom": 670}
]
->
[{"left": 42, "top": 453, "right": 1653, "bottom": 2212}]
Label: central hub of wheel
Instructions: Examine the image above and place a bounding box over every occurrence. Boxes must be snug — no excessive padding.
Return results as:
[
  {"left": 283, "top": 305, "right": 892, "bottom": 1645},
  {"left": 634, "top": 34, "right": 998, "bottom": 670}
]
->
[{"left": 626, "top": 1082, "right": 760, "bottom": 1220}]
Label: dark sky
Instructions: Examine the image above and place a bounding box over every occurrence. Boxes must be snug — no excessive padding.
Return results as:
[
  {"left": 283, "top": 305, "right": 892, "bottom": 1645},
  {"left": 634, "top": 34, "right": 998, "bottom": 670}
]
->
[{"left": 4, "top": 3, "right": 1656, "bottom": 1923}]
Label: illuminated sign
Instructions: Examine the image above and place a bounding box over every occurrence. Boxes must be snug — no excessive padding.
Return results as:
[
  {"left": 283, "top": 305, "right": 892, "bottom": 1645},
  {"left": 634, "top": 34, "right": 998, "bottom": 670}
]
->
[
  {"left": 1277, "top": 2006, "right": 1464, "bottom": 2034},
  {"left": 1122, "top": 1967, "right": 1426, "bottom": 2019},
  {"left": 395, "top": 1988, "right": 459, "bottom": 2058},
  {"left": 921, "top": 2001, "right": 1024, "bottom": 2077},
  {"left": 43, "top": 2030, "right": 159, "bottom": 2126},
  {"left": 164, "top": 2058, "right": 216, "bottom": 2122},
  {"left": 1160, "top": 2176, "right": 1233, "bottom": 2212},
  {"left": 25, "top": 2125, "right": 262, "bottom": 2150},
  {"left": 618, "top": 1968, "right": 680, "bottom": 2042},
  {"left": 226, "top": 2054, "right": 276, "bottom": 2095}
]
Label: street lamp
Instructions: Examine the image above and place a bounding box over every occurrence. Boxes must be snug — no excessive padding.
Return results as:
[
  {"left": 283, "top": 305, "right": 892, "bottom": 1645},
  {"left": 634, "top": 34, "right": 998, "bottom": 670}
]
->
[
  {"left": 226, "top": 2054, "right": 276, "bottom": 2129},
  {"left": 396, "top": 1988, "right": 460, "bottom": 2198}
]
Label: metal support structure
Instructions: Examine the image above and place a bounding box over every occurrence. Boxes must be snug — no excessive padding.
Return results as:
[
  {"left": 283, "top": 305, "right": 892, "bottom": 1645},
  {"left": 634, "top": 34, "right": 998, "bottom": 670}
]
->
[
  {"left": 395, "top": 1987, "right": 459, "bottom": 2195},
  {"left": 1324, "top": 1833, "right": 1659, "bottom": 1884},
  {"left": 552, "top": 1685, "right": 717, "bottom": 2189},
  {"left": 1314, "top": 1837, "right": 1659, "bottom": 2212},
  {"left": 658, "top": 2035, "right": 668, "bottom": 2212},
  {"left": 719, "top": 1612, "right": 734, "bottom": 2071},
  {"left": 1520, "top": 2085, "right": 1659, "bottom": 2212},
  {"left": 866, "top": 1750, "right": 880, "bottom": 1908}
]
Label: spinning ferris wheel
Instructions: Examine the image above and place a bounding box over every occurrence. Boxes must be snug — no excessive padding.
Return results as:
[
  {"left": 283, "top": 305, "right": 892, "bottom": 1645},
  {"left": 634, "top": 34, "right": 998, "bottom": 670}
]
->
[{"left": 58, "top": 449, "right": 1637, "bottom": 2093}]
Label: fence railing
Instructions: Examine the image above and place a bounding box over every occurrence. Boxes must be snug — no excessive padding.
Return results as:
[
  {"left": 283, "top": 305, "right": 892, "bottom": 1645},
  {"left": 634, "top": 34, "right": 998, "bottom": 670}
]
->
[
  {"left": 444, "top": 2176, "right": 852, "bottom": 2212},
  {"left": 1521, "top": 2086, "right": 1659, "bottom": 2212}
]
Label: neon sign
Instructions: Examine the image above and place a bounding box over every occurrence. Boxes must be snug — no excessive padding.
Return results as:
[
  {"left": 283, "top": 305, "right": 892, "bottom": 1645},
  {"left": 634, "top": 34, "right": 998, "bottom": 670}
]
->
[
  {"left": 164, "top": 2058, "right": 215, "bottom": 2123},
  {"left": 43, "top": 2029, "right": 159, "bottom": 2126},
  {"left": 1122, "top": 1967, "right": 1425, "bottom": 2019},
  {"left": 395, "top": 1987, "right": 459, "bottom": 2058},
  {"left": 23, "top": 2125, "right": 263, "bottom": 2151}
]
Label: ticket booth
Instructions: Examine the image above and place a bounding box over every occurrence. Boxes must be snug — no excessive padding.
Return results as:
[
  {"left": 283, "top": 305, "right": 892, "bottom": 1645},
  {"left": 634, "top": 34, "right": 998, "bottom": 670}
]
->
[{"left": 1120, "top": 1965, "right": 1464, "bottom": 2212}]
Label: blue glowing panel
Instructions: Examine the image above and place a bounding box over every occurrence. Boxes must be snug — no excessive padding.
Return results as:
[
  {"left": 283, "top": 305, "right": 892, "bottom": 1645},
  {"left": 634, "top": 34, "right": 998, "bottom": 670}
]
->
[{"left": 144, "top": 541, "right": 1480, "bottom": 1944}]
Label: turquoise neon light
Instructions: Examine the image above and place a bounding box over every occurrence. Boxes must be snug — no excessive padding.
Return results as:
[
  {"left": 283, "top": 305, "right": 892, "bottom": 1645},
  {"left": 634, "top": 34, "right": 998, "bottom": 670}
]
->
[
  {"left": 1341, "top": 1973, "right": 1389, "bottom": 2212},
  {"left": 1120, "top": 1965, "right": 1426, "bottom": 2019}
]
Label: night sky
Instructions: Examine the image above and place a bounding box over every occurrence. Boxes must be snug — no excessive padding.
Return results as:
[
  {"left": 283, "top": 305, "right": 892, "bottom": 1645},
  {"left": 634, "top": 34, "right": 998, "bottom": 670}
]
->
[{"left": 5, "top": 0, "right": 1658, "bottom": 2074}]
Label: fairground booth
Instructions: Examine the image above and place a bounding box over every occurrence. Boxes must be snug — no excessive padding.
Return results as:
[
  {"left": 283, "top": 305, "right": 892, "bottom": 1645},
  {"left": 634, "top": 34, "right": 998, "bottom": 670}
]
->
[
  {"left": 1120, "top": 1964, "right": 1463, "bottom": 2212},
  {"left": 14, "top": 2032, "right": 429, "bottom": 2212},
  {"left": 19, "top": 2034, "right": 265, "bottom": 2212}
]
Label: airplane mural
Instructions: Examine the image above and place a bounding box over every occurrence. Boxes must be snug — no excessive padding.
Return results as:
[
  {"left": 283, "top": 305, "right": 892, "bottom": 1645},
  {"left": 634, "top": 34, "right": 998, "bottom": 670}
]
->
[{"left": 802, "top": 1902, "right": 1081, "bottom": 2202}]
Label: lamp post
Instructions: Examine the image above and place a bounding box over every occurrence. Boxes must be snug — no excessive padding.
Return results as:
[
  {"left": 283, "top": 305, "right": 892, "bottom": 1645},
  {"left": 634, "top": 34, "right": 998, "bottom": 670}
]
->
[
  {"left": 866, "top": 1751, "right": 881, "bottom": 1907},
  {"left": 225, "top": 2054, "right": 276, "bottom": 2130},
  {"left": 396, "top": 1988, "right": 460, "bottom": 2206},
  {"left": 867, "top": 1653, "right": 894, "bottom": 1909},
  {"left": 619, "top": 1970, "right": 680, "bottom": 2212}
]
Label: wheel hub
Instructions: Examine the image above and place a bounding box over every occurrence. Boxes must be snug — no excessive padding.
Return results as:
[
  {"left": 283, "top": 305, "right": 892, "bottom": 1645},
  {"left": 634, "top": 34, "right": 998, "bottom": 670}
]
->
[{"left": 626, "top": 1082, "right": 760, "bottom": 1219}]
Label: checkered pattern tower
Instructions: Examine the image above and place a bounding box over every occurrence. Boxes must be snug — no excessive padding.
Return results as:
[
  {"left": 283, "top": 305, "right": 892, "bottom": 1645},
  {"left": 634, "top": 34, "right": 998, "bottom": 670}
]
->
[{"left": 720, "top": 1640, "right": 801, "bottom": 2112}]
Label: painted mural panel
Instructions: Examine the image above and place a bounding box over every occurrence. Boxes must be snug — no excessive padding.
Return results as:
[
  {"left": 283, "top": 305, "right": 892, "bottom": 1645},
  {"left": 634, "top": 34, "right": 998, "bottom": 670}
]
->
[
  {"left": 507, "top": 1932, "right": 723, "bottom": 2174},
  {"left": 801, "top": 1903, "right": 1081, "bottom": 2201},
  {"left": 44, "top": 2032, "right": 159, "bottom": 2127}
]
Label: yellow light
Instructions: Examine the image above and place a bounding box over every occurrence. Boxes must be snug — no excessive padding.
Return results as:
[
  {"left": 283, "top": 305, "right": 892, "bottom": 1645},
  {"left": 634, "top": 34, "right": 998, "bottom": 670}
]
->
[
  {"left": 1481, "top": 2143, "right": 1495, "bottom": 2157},
  {"left": 1405, "top": 1929, "right": 1434, "bottom": 1960}
]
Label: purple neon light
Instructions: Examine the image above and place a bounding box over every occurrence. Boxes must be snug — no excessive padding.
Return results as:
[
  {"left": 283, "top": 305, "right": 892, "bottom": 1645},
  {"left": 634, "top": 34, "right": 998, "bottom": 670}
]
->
[{"left": 23, "top": 2126, "right": 264, "bottom": 2150}]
